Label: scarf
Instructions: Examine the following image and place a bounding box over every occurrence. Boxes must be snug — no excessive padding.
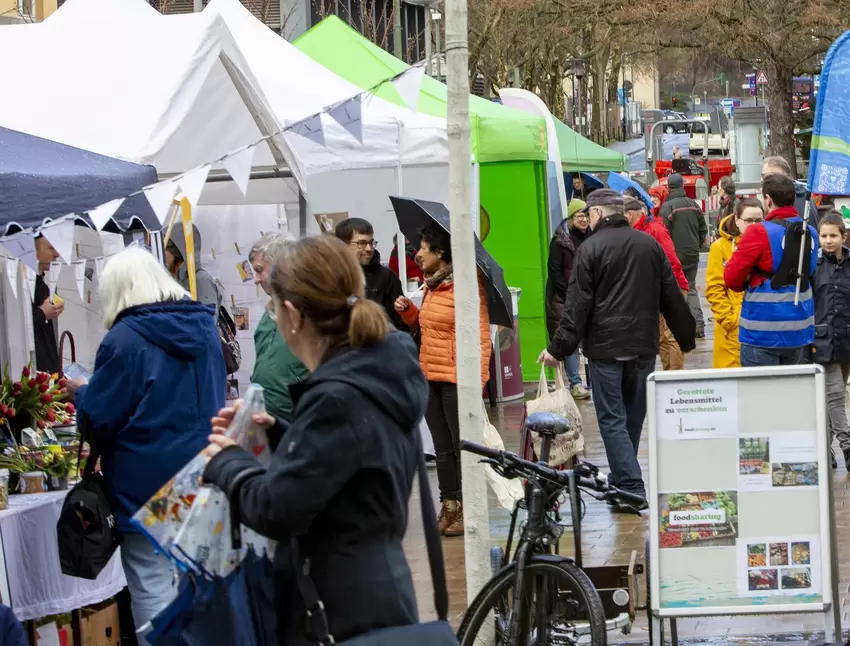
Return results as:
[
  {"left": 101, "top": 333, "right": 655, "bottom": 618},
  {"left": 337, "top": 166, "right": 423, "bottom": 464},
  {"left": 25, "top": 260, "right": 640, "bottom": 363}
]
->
[{"left": 424, "top": 263, "right": 454, "bottom": 291}]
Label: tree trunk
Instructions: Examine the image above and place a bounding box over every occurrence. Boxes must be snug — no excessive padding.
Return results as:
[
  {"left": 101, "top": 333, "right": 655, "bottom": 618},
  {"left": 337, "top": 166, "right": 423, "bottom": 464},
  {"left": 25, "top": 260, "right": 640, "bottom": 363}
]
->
[
  {"left": 590, "top": 70, "right": 602, "bottom": 141},
  {"left": 765, "top": 61, "right": 798, "bottom": 177},
  {"left": 607, "top": 58, "right": 622, "bottom": 138}
]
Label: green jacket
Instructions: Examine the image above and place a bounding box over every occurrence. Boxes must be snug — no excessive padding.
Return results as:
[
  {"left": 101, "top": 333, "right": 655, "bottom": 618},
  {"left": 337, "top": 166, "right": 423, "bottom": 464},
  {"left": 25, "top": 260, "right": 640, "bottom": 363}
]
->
[{"left": 251, "top": 310, "right": 308, "bottom": 422}]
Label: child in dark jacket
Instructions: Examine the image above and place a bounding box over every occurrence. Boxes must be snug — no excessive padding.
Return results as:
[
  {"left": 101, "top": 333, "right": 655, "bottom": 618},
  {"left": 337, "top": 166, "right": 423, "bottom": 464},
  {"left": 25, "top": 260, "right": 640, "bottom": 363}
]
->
[
  {"left": 0, "top": 604, "right": 27, "bottom": 646},
  {"left": 813, "top": 212, "right": 850, "bottom": 471}
]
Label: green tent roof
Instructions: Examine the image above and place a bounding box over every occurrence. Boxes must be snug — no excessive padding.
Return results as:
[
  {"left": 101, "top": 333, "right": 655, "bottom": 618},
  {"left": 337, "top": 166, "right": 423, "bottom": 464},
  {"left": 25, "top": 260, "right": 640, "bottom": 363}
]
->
[
  {"left": 554, "top": 119, "right": 627, "bottom": 172},
  {"left": 295, "top": 16, "right": 626, "bottom": 170}
]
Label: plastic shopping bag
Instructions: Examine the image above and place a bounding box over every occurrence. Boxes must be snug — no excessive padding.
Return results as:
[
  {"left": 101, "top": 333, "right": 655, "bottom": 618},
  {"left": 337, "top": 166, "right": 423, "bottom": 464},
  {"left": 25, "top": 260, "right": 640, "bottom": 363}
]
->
[
  {"left": 131, "top": 385, "right": 272, "bottom": 552},
  {"left": 170, "top": 485, "right": 233, "bottom": 575},
  {"left": 481, "top": 403, "right": 525, "bottom": 510},
  {"left": 524, "top": 366, "right": 584, "bottom": 467}
]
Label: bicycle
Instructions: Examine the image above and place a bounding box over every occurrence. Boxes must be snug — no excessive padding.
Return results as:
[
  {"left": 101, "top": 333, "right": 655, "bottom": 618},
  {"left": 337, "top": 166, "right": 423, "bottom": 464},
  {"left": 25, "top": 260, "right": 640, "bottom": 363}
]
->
[{"left": 456, "top": 411, "right": 646, "bottom": 646}]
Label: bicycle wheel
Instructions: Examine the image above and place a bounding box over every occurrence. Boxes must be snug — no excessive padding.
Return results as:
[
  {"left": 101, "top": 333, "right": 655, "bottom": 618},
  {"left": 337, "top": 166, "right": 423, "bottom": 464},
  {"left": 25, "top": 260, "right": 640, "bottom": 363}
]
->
[{"left": 457, "top": 559, "right": 607, "bottom": 646}]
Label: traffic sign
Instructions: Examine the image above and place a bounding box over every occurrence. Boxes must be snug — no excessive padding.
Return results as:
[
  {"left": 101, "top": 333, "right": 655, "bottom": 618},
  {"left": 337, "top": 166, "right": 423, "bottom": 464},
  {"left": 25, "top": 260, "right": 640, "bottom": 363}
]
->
[{"left": 756, "top": 70, "right": 769, "bottom": 85}]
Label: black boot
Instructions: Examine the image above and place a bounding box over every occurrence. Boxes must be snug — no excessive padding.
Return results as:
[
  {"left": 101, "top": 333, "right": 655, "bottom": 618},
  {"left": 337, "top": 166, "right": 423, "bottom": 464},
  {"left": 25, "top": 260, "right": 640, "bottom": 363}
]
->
[
  {"left": 831, "top": 448, "right": 838, "bottom": 470},
  {"left": 843, "top": 449, "right": 850, "bottom": 472}
]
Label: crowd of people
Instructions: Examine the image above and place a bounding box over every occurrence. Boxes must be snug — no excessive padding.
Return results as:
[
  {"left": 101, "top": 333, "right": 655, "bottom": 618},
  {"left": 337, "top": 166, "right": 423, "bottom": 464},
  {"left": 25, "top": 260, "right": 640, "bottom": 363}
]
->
[{"left": 539, "top": 154, "right": 848, "bottom": 513}]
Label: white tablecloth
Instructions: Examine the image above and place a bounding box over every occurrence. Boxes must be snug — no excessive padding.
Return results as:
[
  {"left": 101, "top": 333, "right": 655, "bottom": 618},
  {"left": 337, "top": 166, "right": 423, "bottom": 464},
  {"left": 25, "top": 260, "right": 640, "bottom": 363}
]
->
[{"left": 0, "top": 491, "right": 126, "bottom": 621}]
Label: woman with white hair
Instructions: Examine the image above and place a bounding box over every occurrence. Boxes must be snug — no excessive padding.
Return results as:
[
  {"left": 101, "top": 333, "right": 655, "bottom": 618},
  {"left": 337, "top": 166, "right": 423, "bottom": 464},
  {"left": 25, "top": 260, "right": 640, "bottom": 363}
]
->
[{"left": 75, "top": 247, "right": 226, "bottom": 644}]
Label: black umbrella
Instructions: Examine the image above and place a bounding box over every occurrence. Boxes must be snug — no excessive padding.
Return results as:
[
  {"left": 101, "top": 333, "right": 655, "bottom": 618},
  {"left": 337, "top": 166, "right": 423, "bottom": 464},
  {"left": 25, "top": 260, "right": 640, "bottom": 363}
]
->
[{"left": 389, "top": 196, "right": 514, "bottom": 329}]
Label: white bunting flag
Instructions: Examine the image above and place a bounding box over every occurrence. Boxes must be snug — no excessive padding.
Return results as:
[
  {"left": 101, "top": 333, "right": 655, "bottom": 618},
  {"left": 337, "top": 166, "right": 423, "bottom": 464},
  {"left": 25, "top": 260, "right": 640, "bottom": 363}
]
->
[
  {"left": 179, "top": 165, "right": 211, "bottom": 207},
  {"left": 88, "top": 198, "right": 125, "bottom": 231},
  {"left": 24, "top": 265, "right": 38, "bottom": 302},
  {"left": 0, "top": 230, "right": 37, "bottom": 271},
  {"left": 291, "top": 115, "right": 325, "bottom": 147},
  {"left": 41, "top": 217, "right": 76, "bottom": 264},
  {"left": 392, "top": 66, "right": 425, "bottom": 112},
  {"left": 46, "top": 261, "right": 62, "bottom": 296},
  {"left": 4, "top": 256, "right": 18, "bottom": 299},
  {"left": 94, "top": 256, "right": 107, "bottom": 284},
  {"left": 328, "top": 96, "right": 363, "bottom": 143},
  {"left": 222, "top": 145, "right": 256, "bottom": 196},
  {"left": 72, "top": 260, "right": 87, "bottom": 300},
  {"left": 144, "top": 181, "right": 178, "bottom": 226}
]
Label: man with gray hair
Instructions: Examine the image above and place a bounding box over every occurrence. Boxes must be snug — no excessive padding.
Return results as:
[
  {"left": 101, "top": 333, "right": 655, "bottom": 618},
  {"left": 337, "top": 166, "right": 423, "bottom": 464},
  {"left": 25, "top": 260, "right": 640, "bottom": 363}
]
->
[
  {"left": 249, "top": 233, "right": 308, "bottom": 447},
  {"left": 539, "top": 189, "right": 695, "bottom": 511},
  {"left": 761, "top": 155, "right": 819, "bottom": 222}
]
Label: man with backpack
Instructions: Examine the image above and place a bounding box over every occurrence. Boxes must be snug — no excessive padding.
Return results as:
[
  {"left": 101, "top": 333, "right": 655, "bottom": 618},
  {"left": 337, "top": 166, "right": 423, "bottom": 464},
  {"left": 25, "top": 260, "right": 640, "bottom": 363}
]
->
[
  {"left": 659, "top": 173, "right": 708, "bottom": 337},
  {"left": 724, "top": 173, "right": 818, "bottom": 366}
]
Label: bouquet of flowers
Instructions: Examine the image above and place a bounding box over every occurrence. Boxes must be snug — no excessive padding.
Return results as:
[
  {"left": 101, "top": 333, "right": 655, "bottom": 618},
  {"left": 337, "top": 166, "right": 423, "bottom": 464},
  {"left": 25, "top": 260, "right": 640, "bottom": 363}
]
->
[{"left": 0, "top": 365, "right": 76, "bottom": 436}]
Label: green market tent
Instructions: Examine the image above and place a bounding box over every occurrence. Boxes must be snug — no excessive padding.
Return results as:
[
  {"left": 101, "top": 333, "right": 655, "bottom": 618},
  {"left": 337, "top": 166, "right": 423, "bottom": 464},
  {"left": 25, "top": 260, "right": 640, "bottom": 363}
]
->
[
  {"left": 554, "top": 119, "right": 627, "bottom": 172},
  {"left": 296, "top": 16, "right": 625, "bottom": 378}
]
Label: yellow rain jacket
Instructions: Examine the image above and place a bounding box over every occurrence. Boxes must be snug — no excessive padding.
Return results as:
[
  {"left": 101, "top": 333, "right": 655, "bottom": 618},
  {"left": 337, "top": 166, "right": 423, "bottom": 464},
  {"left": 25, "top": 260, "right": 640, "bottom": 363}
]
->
[{"left": 705, "top": 215, "right": 745, "bottom": 368}]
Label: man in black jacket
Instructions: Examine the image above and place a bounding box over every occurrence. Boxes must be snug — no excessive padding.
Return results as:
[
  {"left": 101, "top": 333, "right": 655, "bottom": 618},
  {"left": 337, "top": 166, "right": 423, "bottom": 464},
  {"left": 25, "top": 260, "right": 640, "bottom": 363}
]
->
[
  {"left": 539, "top": 189, "right": 695, "bottom": 511},
  {"left": 32, "top": 236, "right": 62, "bottom": 375},
  {"left": 659, "top": 173, "right": 708, "bottom": 337},
  {"left": 335, "top": 218, "right": 407, "bottom": 331}
]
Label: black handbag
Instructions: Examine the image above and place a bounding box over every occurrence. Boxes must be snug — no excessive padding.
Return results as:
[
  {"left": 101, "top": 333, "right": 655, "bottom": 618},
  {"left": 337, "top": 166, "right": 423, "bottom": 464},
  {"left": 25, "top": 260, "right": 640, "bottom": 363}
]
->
[
  {"left": 292, "top": 429, "right": 458, "bottom": 646},
  {"left": 57, "top": 422, "right": 119, "bottom": 580}
]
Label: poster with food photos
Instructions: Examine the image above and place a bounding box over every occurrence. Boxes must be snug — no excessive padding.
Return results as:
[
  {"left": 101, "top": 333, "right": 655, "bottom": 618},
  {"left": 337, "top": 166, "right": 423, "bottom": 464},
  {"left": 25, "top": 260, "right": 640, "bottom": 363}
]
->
[{"left": 738, "top": 536, "right": 821, "bottom": 597}]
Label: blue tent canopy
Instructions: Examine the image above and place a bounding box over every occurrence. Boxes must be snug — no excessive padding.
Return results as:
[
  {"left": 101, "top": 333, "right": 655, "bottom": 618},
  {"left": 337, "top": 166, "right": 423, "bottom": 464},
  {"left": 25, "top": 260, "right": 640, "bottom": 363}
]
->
[{"left": 0, "top": 127, "right": 160, "bottom": 236}]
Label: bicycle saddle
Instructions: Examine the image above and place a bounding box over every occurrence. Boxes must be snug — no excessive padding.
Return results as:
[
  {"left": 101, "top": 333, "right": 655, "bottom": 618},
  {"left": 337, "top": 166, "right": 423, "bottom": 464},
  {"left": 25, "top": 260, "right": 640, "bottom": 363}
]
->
[{"left": 526, "top": 412, "right": 571, "bottom": 436}]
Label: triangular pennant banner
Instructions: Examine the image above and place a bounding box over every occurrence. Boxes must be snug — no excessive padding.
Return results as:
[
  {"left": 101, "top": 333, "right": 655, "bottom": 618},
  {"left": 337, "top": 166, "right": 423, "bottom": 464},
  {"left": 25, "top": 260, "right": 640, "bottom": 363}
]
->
[
  {"left": 94, "top": 257, "right": 106, "bottom": 284},
  {"left": 179, "top": 165, "right": 211, "bottom": 207},
  {"left": 24, "top": 265, "right": 38, "bottom": 302},
  {"left": 72, "top": 260, "right": 87, "bottom": 301},
  {"left": 222, "top": 145, "right": 256, "bottom": 196},
  {"left": 46, "top": 262, "right": 62, "bottom": 296},
  {"left": 5, "top": 256, "right": 18, "bottom": 299},
  {"left": 328, "top": 96, "right": 363, "bottom": 144},
  {"left": 392, "top": 66, "right": 425, "bottom": 112},
  {"left": 0, "top": 230, "right": 37, "bottom": 272},
  {"left": 144, "top": 181, "right": 178, "bottom": 226},
  {"left": 41, "top": 218, "right": 76, "bottom": 264},
  {"left": 88, "top": 198, "right": 125, "bottom": 231},
  {"left": 291, "top": 115, "right": 325, "bottom": 147}
]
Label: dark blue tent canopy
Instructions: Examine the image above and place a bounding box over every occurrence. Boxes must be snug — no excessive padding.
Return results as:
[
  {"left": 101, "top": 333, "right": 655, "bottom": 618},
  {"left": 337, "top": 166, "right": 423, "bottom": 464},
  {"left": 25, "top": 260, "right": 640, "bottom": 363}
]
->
[{"left": 0, "top": 127, "right": 160, "bottom": 236}]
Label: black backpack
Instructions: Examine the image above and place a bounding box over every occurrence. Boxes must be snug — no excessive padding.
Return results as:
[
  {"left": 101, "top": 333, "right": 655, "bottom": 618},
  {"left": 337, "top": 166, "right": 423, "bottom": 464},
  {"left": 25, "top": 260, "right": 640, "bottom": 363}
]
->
[
  {"left": 57, "top": 429, "right": 119, "bottom": 580},
  {"left": 216, "top": 305, "right": 242, "bottom": 375},
  {"left": 757, "top": 219, "right": 814, "bottom": 291}
]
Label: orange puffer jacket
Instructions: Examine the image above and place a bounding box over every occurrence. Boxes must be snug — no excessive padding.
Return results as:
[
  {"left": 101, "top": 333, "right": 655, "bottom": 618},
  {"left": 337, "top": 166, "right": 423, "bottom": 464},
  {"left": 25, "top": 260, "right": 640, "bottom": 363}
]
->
[{"left": 401, "top": 274, "right": 492, "bottom": 387}]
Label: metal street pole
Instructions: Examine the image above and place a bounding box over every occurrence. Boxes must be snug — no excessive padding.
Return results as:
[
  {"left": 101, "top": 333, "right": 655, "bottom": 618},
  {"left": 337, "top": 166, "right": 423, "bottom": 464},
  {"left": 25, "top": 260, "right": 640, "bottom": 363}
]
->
[
  {"left": 445, "top": 0, "right": 492, "bottom": 610},
  {"left": 434, "top": 11, "right": 442, "bottom": 81},
  {"left": 393, "top": 0, "right": 403, "bottom": 60},
  {"left": 424, "top": 8, "right": 432, "bottom": 77}
]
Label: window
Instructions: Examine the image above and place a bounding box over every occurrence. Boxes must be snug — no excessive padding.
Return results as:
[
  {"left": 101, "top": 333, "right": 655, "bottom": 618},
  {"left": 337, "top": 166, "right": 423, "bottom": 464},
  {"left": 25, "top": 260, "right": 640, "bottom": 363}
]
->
[{"left": 17, "top": 0, "right": 35, "bottom": 18}]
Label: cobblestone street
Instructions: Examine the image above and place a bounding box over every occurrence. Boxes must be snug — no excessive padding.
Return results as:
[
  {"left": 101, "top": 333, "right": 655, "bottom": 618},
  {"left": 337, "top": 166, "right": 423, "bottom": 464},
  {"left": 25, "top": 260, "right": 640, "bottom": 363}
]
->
[{"left": 404, "top": 261, "right": 849, "bottom": 645}]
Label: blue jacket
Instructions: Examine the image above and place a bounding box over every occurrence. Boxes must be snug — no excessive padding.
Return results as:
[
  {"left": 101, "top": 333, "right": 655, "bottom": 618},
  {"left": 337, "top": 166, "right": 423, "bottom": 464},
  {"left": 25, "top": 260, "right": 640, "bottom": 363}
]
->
[
  {"left": 813, "top": 248, "right": 850, "bottom": 364},
  {"left": 736, "top": 217, "right": 817, "bottom": 349},
  {"left": 77, "top": 300, "right": 225, "bottom": 532},
  {"left": 0, "top": 605, "right": 26, "bottom": 646}
]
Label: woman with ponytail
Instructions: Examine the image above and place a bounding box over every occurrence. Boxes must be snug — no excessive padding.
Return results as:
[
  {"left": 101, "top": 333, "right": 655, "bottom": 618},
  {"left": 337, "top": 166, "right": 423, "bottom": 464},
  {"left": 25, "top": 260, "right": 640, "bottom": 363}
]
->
[{"left": 203, "top": 234, "right": 426, "bottom": 646}]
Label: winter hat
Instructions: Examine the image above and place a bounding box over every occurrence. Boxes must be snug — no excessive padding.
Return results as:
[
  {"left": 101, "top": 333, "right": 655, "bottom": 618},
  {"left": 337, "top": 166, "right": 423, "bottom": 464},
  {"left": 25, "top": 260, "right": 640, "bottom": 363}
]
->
[
  {"left": 567, "top": 199, "right": 587, "bottom": 219},
  {"left": 667, "top": 173, "right": 684, "bottom": 189},
  {"left": 585, "top": 189, "right": 624, "bottom": 209},
  {"left": 623, "top": 197, "right": 645, "bottom": 213}
]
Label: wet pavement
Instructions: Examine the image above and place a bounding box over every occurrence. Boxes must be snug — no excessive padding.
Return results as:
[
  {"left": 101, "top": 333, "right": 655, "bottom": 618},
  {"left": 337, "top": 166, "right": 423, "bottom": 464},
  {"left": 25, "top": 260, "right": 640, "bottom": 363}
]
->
[{"left": 403, "top": 260, "right": 849, "bottom": 645}]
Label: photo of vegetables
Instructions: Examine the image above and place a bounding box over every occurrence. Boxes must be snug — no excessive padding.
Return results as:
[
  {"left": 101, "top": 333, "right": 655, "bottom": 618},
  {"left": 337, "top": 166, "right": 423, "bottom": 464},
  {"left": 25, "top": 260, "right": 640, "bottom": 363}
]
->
[
  {"left": 792, "top": 542, "right": 811, "bottom": 565},
  {"left": 739, "top": 437, "right": 769, "bottom": 475},
  {"left": 658, "top": 491, "right": 739, "bottom": 549},
  {"left": 747, "top": 544, "right": 767, "bottom": 567},
  {"left": 770, "top": 542, "right": 789, "bottom": 566},
  {"left": 771, "top": 462, "right": 818, "bottom": 487}
]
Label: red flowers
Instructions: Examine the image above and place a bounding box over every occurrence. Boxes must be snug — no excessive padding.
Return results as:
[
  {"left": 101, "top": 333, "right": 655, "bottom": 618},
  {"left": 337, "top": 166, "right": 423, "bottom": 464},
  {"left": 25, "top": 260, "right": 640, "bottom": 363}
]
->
[
  {"left": 21, "top": 367, "right": 30, "bottom": 378},
  {"left": 0, "top": 404, "right": 7, "bottom": 416},
  {"left": 36, "top": 420, "right": 46, "bottom": 430},
  {"left": 45, "top": 409, "right": 56, "bottom": 423},
  {"left": 7, "top": 408, "right": 15, "bottom": 418},
  {"left": 40, "top": 394, "right": 51, "bottom": 404},
  {"left": 65, "top": 403, "right": 76, "bottom": 415},
  {"left": 58, "top": 378, "right": 67, "bottom": 388},
  {"left": 36, "top": 372, "right": 49, "bottom": 385},
  {"left": 38, "top": 383, "right": 49, "bottom": 393}
]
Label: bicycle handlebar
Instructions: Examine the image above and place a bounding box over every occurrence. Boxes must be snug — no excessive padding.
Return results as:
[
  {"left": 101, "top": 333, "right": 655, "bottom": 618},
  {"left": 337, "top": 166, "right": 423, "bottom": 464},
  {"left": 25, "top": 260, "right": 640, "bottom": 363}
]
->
[{"left": 459, "top": 440, "right": 645, "bottom": 506}]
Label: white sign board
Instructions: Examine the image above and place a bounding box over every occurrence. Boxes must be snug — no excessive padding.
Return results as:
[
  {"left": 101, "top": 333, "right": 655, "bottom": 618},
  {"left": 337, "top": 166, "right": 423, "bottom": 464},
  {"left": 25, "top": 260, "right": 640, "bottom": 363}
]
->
[{"left": 647, "top": 366, "right": 839, "bottom": 642}]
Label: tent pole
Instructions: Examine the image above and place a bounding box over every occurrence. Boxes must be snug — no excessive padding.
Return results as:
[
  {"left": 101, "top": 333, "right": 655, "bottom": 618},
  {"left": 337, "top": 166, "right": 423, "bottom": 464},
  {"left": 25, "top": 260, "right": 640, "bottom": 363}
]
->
[{"left": 298, "top": 189, "right": 307, "bottom": 238}]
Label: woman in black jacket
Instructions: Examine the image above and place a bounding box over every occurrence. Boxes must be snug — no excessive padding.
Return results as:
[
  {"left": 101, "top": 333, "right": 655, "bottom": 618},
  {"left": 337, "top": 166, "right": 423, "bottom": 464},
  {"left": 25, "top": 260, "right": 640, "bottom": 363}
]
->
[
  {"left": 545, "top": 199, "right": 590, "bottom": 399},
  {"left": 203, "top": 235, "right": 427, "bottom": 646}
]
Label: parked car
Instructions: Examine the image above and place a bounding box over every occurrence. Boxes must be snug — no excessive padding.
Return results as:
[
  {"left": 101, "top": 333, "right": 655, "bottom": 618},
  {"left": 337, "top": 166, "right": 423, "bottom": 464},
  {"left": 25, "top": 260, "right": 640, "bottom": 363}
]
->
[
  {"left": 661, "top": 110, "right": 690, "bottom": 134},
  {"left": 689, "top": 117, "right": 729, "bottom": 155}
]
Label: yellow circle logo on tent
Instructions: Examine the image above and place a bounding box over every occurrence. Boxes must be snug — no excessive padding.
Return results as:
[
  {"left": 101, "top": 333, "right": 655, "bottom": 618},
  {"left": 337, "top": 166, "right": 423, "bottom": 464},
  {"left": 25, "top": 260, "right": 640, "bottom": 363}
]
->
[{"left": 480, "top": 205, "right": 491, "bottom": 242}]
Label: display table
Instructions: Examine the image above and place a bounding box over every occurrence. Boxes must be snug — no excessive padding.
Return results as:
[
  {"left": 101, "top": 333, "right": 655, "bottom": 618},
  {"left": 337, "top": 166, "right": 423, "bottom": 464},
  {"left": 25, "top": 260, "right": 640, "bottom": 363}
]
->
[{"left": 0, "top": 491, "right": 126, "bottom": 621}]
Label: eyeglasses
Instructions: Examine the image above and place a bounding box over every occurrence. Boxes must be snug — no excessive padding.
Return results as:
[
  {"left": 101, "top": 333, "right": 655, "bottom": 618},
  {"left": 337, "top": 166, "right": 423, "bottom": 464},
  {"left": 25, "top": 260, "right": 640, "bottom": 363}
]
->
[
  {"left": 573, "top": 213, "right": 589, "bottom": 220},
  {"left": 740, "top": 217, "right": 764, "bottom": 224},
  {"left": 351, "top": 240, "right": 377, "bottom": 250}
]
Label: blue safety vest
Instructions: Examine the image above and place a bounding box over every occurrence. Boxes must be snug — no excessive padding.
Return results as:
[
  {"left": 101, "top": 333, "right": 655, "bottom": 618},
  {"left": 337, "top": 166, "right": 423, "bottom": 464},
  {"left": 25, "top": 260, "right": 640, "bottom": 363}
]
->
[{"left": 738, "top": 218, "right": 818, "bottom": 349}]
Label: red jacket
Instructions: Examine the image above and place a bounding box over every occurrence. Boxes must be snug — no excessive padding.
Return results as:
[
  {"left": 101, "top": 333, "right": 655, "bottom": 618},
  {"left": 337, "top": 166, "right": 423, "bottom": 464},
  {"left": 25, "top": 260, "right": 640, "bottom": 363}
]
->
[
  {"left": 724, "top": 205, "right": 797, "bottom": 292},
  {"left": 388, "top": 248, "right": 424, "bottom": 283},
  {"left": 635, "top": 214, "right": 689, "bottom": 291}
]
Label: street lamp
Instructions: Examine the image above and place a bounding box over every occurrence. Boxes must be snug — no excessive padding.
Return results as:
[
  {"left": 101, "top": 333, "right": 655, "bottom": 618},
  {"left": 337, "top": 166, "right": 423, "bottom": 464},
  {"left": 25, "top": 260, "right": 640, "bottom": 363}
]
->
[{"left": 571, "top": 57, "right": 586, "bottom": 135}]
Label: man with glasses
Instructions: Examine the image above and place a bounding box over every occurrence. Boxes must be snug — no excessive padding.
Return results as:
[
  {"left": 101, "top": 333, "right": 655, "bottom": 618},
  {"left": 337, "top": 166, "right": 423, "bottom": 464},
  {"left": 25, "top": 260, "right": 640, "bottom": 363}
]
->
[{"left": 335, "top": 218, "right": 408, "bottom": 331}]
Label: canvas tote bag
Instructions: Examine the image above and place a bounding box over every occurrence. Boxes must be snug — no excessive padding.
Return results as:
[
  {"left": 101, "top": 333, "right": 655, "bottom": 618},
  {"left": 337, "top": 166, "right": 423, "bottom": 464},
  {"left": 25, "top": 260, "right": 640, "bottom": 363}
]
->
[{"left": 524, "top": 366, "right": 584, "bottom": 467}]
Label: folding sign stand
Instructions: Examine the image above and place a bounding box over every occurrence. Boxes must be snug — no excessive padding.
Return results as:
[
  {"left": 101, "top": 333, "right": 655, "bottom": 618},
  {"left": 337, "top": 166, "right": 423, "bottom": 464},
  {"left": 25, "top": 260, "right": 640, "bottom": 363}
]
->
[{"left": 646, "top": 365, "right": 841, "bottom": 646}]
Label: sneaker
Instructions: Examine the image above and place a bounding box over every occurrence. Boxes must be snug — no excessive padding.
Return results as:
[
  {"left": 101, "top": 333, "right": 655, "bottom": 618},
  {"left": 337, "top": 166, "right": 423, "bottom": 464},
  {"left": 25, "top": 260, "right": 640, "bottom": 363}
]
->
[{"left": 570, "top": 384, "right": 590, "bottom": 400}]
